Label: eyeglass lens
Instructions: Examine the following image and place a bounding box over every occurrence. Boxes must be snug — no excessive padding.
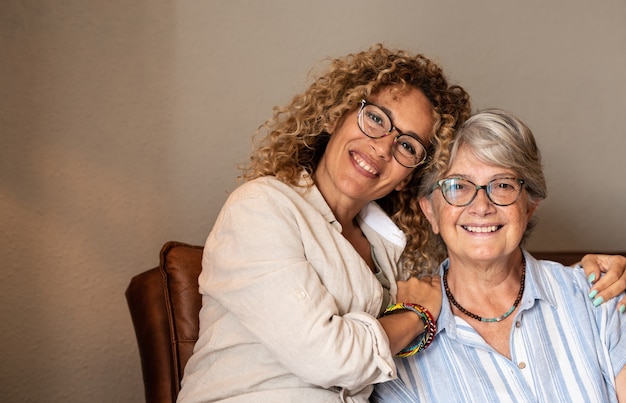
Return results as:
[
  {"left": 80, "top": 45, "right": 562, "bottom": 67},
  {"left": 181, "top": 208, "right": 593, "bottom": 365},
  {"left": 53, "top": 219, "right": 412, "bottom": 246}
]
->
[
  {"left": 358, "top": 103, "right": 427, "bottom": 168},
  {"left": 439, "top": 178, "right": 523, "bottom": 207}
]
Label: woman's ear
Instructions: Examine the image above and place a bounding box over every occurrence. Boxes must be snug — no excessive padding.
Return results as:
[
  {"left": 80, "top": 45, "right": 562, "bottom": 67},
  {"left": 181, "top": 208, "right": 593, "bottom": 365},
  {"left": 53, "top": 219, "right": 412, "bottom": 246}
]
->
[
  {"left": 327, "top": 114, "right": 344, "bottom": 135},
  {"left": 526, "top": 200, "right": 540, "bottom": 220},
  {"left": 419, "top": 196, "right": 440, "bottom": 234}
]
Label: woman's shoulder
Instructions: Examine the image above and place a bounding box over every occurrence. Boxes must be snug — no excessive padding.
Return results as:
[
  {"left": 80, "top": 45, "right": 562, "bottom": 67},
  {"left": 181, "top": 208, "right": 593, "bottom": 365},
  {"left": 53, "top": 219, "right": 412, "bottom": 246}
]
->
[
  {"left": 525, "top": 251, "right": 591, "bottom": 298},
  {"left": 225, "top": 174, "right": 319, "bottom": 213},
  {"left": 230, "top": 176, "right": 298, "bottom": 199},
  {"left": 528, "top": 252, "right": 585, "bottom": 276}
]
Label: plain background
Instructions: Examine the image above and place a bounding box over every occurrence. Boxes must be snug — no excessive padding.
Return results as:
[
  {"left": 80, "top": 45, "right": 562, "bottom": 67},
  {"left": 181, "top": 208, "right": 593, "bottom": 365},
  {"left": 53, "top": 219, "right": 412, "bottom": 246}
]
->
[{"left": 1, "top": 1, "right": 625, "bottom": 401}]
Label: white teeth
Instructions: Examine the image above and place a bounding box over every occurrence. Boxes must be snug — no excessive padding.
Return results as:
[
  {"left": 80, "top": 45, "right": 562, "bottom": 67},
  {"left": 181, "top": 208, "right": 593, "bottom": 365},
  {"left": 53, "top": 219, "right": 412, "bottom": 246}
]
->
[
  {"left": 353, "top": 153, "right": 378, "bottom": 175},
  {"left": 464, "top": 225, "right": 499, "bottom": 233}
]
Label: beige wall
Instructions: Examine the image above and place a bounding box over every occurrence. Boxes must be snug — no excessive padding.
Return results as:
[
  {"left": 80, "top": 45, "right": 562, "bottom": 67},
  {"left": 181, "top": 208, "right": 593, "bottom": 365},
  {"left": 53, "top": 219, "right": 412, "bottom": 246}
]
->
[{"left": 1, "top": 0, "right": 624, "bottom": 401}]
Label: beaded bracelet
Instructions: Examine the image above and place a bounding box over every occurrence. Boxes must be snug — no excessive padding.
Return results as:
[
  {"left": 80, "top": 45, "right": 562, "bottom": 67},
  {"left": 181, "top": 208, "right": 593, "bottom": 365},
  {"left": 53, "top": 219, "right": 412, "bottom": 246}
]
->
[{"left": 382, "top": 302, "right": 437, "bottom": 357}]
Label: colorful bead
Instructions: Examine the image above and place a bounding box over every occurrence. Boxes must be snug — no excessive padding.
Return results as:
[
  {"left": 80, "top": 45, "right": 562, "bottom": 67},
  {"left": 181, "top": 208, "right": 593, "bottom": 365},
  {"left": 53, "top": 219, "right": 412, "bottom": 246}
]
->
[{"left": 382, "top": 302, "right": 437, "bottom": 357}]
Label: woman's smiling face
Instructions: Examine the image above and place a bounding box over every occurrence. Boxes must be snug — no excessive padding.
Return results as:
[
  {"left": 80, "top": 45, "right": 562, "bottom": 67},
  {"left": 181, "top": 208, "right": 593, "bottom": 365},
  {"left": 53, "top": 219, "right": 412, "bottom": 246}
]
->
[
  {"left": 420, "top": 145, "right": 538, "bottom": 264},
  {"left": 314, "top": 86, "right": 434, "bottom": 210}
]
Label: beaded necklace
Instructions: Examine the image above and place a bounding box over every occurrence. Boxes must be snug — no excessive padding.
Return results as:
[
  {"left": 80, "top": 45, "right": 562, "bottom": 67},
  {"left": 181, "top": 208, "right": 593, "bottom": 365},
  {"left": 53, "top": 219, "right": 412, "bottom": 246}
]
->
[{"left": 443, "top": 257, "right": 526, "bottom": 323}]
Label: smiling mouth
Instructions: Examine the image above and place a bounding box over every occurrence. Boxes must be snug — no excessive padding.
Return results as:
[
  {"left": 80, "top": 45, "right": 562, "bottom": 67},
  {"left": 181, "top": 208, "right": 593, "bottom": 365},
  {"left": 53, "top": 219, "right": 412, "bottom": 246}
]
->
[
  {"left": 351, "top": 152, "right": 379, "bottom": 175},
  {"left": 462, "top": 225, "right": 502, "bottom": 233}
]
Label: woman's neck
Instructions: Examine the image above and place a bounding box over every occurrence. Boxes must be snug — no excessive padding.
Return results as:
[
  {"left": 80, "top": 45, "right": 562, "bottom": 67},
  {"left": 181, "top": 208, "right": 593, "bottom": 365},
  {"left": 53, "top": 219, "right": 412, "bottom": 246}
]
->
[
  {"left": 311, "top": 171, "right": 365, "bottom": 229},
  {"left": 447, "top": 251, "right": 523, "bottom": 286},
  {"left": 444, "top": 251, "right": 525, "bottom": 318}
]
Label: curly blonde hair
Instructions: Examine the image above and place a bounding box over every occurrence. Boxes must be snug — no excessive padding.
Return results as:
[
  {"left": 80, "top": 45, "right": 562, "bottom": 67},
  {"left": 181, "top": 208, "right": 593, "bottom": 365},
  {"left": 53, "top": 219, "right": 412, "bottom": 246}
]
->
[{"left": 242, "top": 44, "right": 471, "bottom": 275}]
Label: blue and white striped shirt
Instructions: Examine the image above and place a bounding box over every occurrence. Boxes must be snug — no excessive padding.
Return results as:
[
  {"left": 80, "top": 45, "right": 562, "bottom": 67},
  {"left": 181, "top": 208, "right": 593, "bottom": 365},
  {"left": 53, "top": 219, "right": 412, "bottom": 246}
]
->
[{"left": 372, "top": 250, "right": 626, "bottom": 403}]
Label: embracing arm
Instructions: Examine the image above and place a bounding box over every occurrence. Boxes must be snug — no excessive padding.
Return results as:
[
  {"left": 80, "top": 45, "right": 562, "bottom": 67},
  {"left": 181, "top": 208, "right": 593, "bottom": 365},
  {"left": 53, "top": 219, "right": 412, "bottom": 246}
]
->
[
  {"left": 379, "top": 275, "right": 442, "bottom": 355},
  {"left": 581, "top": 254, "right": 626, "bottom": 311}
]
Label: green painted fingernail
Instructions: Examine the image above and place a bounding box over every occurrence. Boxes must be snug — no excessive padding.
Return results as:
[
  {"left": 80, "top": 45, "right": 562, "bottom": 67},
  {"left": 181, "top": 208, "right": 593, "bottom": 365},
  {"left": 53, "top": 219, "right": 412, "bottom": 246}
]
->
[
  {"left": 620, "top": 305, "right": 626, "bottom": 314},
  {"left": 589, "top": 289, "right": 598, "bottom": 299},
  {"left": 588, "top": 273, "right": 596, "bottom": 283},
  {"left": 593, "top": 296, "right": 604, "bottom": 307}
]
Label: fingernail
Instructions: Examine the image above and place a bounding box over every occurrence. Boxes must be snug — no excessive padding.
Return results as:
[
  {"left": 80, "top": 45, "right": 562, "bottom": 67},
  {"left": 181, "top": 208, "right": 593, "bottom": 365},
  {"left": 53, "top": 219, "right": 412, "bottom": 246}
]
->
[
  {"left": 589, "top": 289, "right": 598, "bottom": 299},
  {"left": 588, "top": 273, "right": 596, "bottom": 283},
  {"left": 593, "top": 296, "right": 604, "bottom": 307},
  {"left": 620, "top": 305, "right": 626, "bottom": 314}
]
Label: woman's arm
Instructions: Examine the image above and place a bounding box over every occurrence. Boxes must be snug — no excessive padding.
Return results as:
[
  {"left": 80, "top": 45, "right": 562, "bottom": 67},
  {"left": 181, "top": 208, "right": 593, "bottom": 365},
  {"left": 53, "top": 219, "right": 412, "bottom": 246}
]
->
[
  {"left": 201, "top": 184, "right": 402, "bottom": 389},
  {"left": 581, "top": 254, "right": 626, "bottom": 311},
  {"left": 379, "top": 275, "right": 442, "bottom": 355}
]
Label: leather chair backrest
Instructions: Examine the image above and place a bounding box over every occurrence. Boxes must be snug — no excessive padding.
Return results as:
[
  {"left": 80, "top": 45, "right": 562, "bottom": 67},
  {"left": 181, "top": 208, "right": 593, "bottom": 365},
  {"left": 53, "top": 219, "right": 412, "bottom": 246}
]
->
[{"left": 126, "top": 241, "right": 203, "bottom": 403}]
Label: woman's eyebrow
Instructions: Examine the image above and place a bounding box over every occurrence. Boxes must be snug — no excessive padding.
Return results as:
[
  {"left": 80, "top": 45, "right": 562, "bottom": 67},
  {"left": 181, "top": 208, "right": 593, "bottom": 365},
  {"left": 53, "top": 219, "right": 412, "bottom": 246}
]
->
[{"left": 379, "top": 104, "right": 421, "bottom": 138}]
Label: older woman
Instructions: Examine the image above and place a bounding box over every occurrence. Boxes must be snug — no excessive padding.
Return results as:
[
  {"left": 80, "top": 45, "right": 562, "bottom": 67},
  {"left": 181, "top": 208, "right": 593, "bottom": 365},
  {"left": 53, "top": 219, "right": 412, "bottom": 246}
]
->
[{"left": 372, "top": 109, "right": 626, "bottom": 402}]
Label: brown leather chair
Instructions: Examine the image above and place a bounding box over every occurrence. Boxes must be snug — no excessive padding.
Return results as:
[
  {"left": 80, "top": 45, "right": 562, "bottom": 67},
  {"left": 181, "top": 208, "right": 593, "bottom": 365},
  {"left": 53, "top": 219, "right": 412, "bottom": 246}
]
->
[
  {"left": 126, "top": 241, "right": 204, "bottom": 403},
  {"left": 125, "top": 243, "right": 618, "bottom": 403}
]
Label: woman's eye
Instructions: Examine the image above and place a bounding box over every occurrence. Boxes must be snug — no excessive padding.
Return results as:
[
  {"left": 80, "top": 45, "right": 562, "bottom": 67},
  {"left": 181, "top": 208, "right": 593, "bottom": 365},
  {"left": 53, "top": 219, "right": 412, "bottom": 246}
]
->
[
  {"left": 397, "top": 140, "right": 416, "bottom": 155},
  {"left": 493, "top": 180, "right": 516, "bottom": 189},
  {"left": 366, "top": 111, "right": 385, "bottom": 127}
]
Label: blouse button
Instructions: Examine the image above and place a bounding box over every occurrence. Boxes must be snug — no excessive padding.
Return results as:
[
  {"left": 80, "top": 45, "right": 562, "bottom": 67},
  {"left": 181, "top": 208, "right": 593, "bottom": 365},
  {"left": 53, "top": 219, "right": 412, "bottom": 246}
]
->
[
  {"left": 518, "top": 362, "right": 526, "bottom": 369},
  {"left": 515, "top": 321, "right": 522, "bottom": 328}
]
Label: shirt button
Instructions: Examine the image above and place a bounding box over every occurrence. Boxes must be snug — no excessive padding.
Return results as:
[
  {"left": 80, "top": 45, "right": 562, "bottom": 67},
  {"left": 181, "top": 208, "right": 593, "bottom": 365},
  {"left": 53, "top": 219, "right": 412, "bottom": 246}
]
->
[
  {"left": 297, "top": 290, "right": 307, "bottom": 299},
  {"left": 518, "top": 362, "right": 526, "bottom": 369},
  {"left": 515, "top": 321, "right": 522, "bottom": 328}
]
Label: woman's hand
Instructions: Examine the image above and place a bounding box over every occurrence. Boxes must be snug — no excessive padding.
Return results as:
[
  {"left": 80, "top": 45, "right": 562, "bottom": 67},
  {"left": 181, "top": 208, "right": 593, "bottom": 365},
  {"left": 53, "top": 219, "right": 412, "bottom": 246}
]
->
[
  {"left": 396, "top": 275, "right": 442, "bottom": 321},
  {"left": 582, "top": 254, "right": 626, "bottom": 311},
  {"left": 379, "top": 276, "right": 442, "bottom": 355}
]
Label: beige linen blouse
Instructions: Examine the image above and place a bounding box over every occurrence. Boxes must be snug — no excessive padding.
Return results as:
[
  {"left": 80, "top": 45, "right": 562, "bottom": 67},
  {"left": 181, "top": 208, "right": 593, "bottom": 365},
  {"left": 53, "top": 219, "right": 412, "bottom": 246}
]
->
[{"left": 178, "top": 173, "right": 407, "bottom": 403}]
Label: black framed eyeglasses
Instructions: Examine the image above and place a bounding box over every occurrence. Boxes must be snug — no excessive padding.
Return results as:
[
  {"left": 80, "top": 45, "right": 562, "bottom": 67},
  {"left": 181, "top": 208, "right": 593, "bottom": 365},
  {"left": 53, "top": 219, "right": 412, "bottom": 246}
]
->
[
  {"left": 435, "top": 177, "right": 525, "bottom": 207},
  {"left": 357, "top": 99, "right": 428, "bottom": 168}
]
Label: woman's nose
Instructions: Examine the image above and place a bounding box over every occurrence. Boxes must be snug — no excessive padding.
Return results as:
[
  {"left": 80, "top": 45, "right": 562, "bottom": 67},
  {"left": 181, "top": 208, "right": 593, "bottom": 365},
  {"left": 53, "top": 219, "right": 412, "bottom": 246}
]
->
[
  {"left": 468, "top": 187, "right": 495, "bottom": 214},
  {"left": 368, "top": 133, "right": 395, "bottom": 160}
]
